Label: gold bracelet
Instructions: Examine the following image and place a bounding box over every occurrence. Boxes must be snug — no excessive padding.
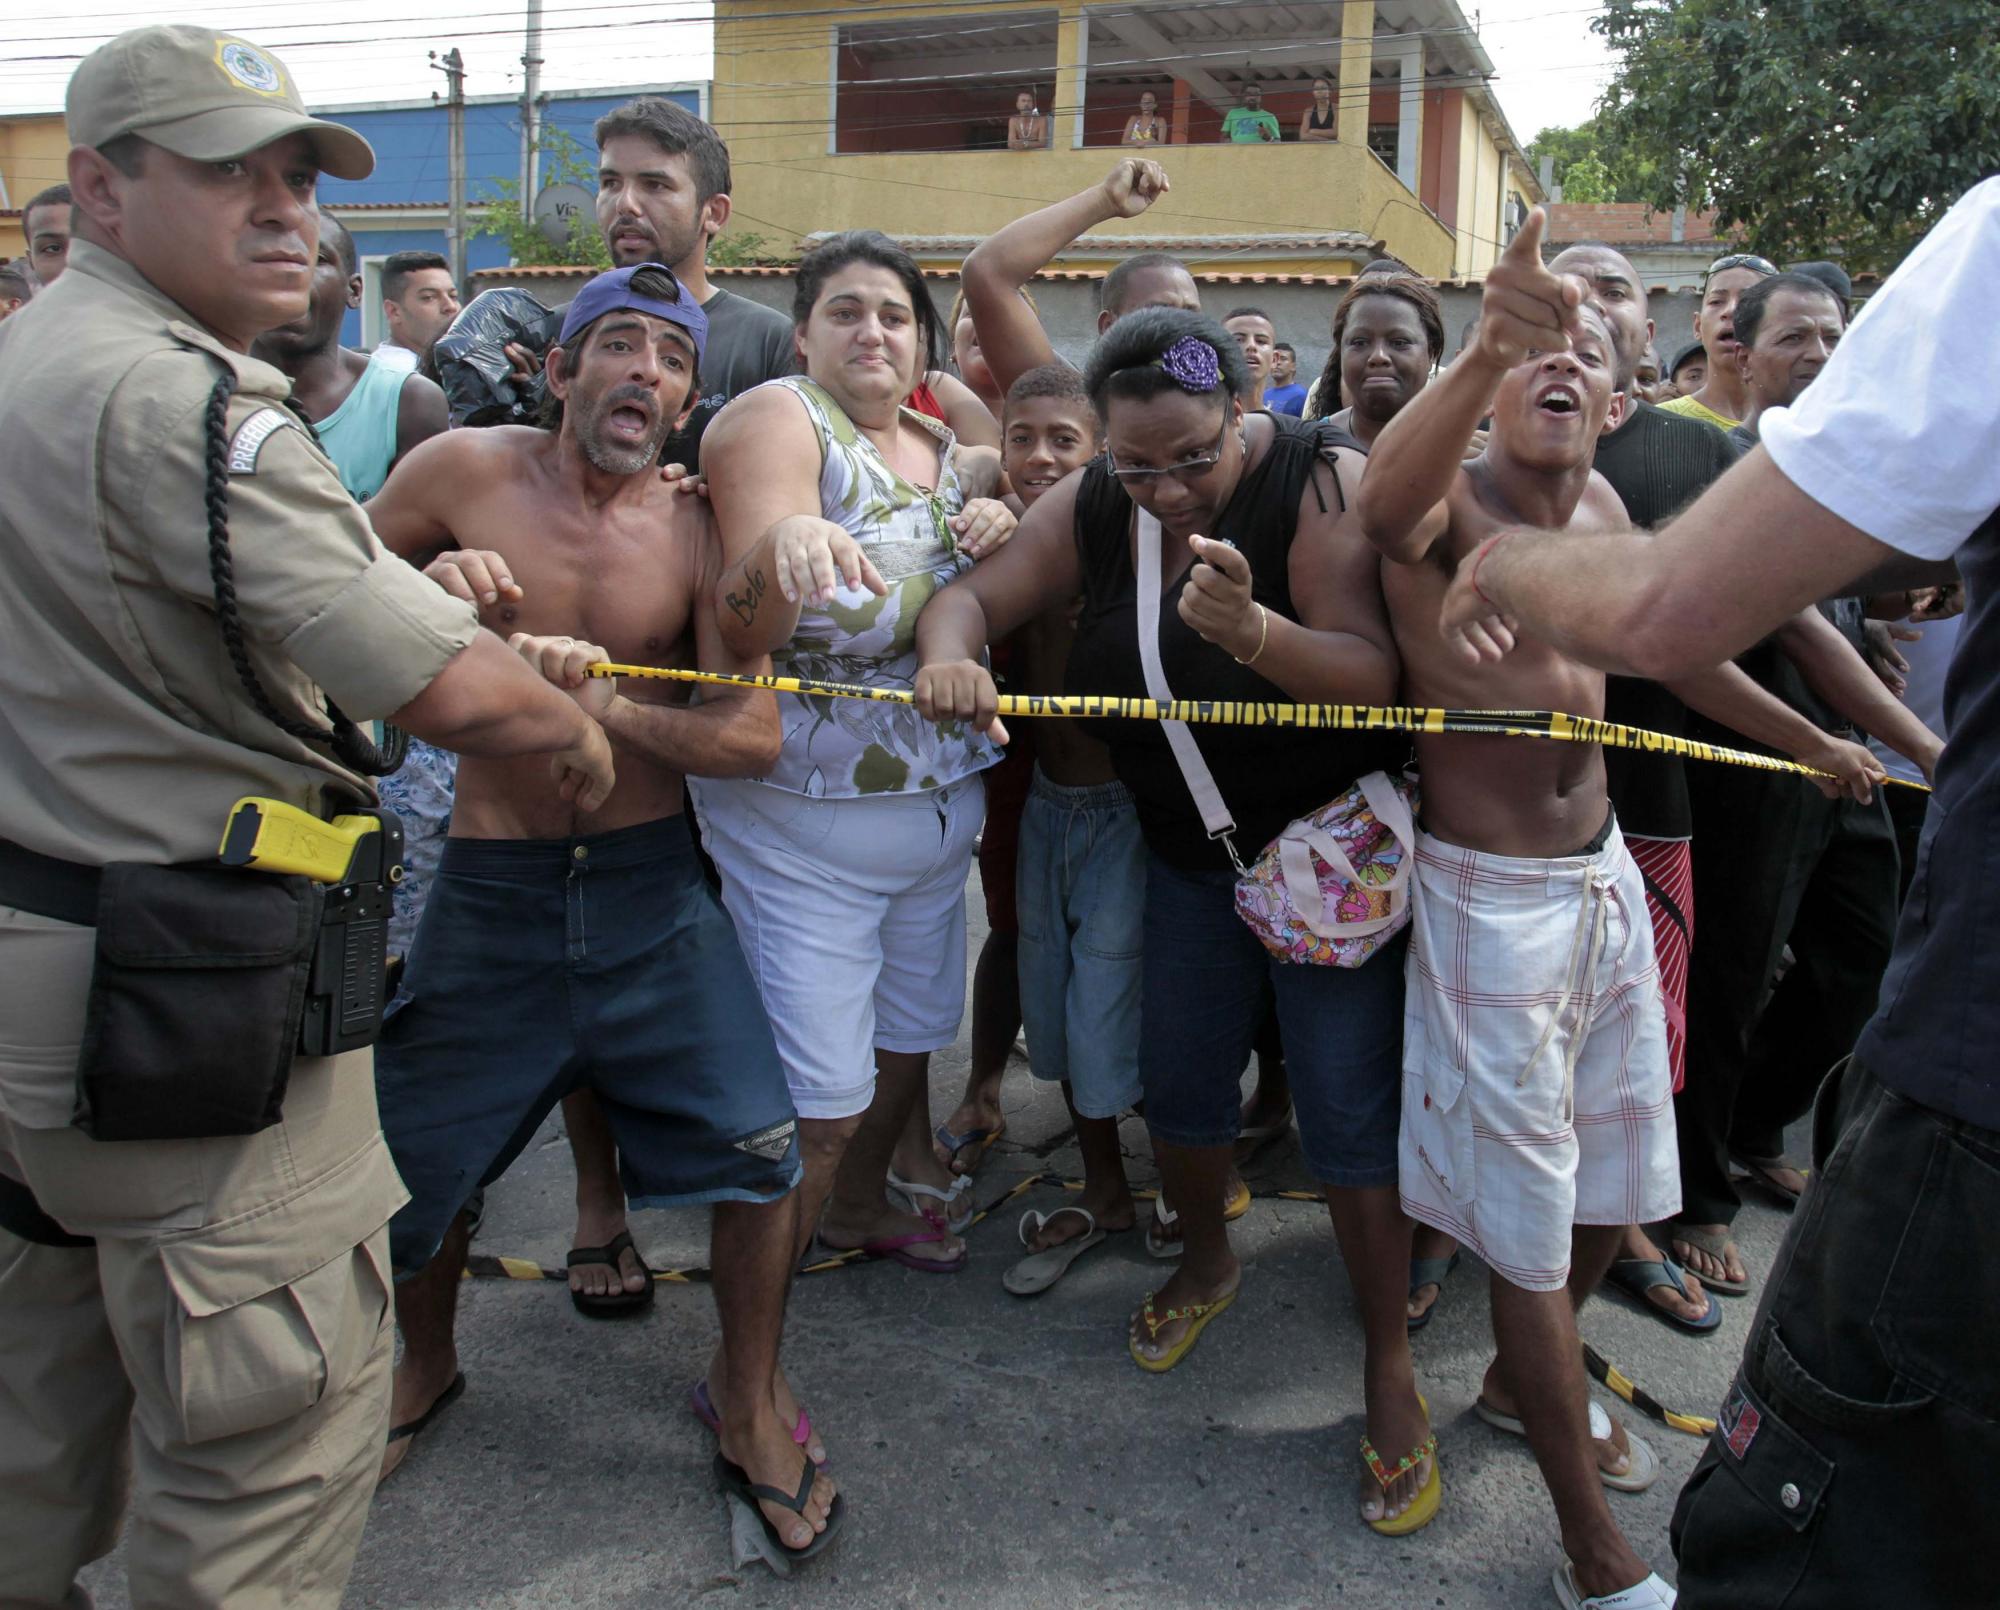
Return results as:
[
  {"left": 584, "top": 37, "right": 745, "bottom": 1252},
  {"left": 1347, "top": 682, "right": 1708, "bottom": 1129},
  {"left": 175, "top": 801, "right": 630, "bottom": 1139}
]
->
[{"left": 1233, "top": 602, "right": 1269, "bottom": 666}]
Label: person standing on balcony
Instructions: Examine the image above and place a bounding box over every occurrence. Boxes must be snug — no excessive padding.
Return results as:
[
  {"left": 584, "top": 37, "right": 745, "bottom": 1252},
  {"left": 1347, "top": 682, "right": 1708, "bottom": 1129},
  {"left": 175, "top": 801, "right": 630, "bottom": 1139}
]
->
[
  {"left": 1122, "top": 90, "right": 1167, "bottom": 148},
  {"left": 1300, "top": 77, "right": 1339, "bottom": 142},
  {"left": 1008, "top": 90, "right": 1050, "bottom": 151},
  {"left": 1221, "top": 84, "right": 1281, "bottom": 144}
]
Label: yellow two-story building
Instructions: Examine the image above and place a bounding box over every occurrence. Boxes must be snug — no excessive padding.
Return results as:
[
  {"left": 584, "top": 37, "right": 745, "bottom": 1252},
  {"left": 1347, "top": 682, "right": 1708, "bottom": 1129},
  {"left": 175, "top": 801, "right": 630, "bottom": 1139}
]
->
[
  {"left": 711, "top": 0, "right": 1540, "bottom": 281},
  {"left": 0, "top": 111, "right": 68, "bottom": 264}
]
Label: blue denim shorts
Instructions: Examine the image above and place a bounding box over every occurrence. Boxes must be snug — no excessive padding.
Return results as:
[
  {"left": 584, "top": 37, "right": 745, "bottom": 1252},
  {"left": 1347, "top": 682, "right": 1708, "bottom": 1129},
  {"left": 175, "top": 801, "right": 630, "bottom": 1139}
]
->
[
  {"left": 1016, "top": 769, "right": 1146, "bottom": 1120},
  {"left": 376, "top": 819, "right": 800, "bottom": 1276},
  {"left": 1138, "top": 852, "right": 1405, "bottom": 1188}
]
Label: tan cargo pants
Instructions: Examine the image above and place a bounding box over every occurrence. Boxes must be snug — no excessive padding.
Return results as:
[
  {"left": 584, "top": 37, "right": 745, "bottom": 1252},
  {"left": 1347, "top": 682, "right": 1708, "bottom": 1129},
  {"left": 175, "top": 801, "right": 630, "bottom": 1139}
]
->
[{"left": 0, "top": 1051, "right": 403, "bottom": 1610}]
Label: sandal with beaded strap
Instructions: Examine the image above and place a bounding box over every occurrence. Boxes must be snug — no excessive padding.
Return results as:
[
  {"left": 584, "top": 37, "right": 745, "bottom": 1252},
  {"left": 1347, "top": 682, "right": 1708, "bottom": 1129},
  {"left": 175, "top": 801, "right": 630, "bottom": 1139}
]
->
[
  {"left": 1128, "top": 1284, "right": 1239, "bottom": 1373},
  {"left": 1361, "top": 1392, "right": 1441, "bottom": 1536}
]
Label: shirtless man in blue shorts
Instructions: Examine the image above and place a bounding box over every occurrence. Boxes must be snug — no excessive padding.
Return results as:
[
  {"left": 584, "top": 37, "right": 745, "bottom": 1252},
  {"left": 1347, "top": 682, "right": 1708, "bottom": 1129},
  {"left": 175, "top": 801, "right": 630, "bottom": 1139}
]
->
[{"left": 367, "top": 264, "right": 840, "bottom": 1559}]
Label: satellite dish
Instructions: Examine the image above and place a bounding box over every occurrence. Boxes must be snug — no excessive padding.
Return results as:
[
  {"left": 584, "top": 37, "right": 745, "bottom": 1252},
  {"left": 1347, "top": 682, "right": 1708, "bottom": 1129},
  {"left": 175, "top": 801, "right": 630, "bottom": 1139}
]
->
[{"left": 532, "top": 182, "right": 594, "bottom": 246}]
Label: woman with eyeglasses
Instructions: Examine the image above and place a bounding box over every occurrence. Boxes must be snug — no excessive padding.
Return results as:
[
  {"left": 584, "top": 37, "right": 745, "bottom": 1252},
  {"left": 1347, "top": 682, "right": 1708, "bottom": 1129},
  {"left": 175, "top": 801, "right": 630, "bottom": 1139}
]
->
[
  {"left": 697, "top": 230, "right": 1019, "bottom": 1297},
  {"left": 1659, "top": 252, "right": 1778, "bottom": 430},
  {"left": 916, "top": 310, "right": 1442, "bottom": 1534}
]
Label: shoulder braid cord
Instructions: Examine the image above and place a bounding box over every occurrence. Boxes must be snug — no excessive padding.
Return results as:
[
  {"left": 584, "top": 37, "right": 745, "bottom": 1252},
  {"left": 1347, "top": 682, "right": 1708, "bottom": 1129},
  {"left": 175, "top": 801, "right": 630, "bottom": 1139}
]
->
[{"left": 202, "top": 372, "right": 407, "bottom": 777}]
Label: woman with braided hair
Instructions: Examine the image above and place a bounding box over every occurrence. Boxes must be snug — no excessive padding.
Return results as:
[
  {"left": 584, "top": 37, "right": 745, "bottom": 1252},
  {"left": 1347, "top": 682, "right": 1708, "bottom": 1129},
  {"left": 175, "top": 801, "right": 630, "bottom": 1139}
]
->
[{"left": 1306, "top": 272, "right": 1446, "bottom": 447}]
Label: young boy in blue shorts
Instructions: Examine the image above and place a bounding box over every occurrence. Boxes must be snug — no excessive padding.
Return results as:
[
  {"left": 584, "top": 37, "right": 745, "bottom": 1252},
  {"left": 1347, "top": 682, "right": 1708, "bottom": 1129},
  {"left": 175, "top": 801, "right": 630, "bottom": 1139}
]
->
[{"left": 998, "top": 366, "right": 1148, "bottom": 1295}]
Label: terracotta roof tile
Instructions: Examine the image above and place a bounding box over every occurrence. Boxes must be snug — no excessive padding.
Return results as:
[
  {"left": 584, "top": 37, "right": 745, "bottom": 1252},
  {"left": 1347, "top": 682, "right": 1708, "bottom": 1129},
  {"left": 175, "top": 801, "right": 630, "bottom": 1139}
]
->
[{"left": 803, "top": 229, "right": 1382, "bottom": 256}]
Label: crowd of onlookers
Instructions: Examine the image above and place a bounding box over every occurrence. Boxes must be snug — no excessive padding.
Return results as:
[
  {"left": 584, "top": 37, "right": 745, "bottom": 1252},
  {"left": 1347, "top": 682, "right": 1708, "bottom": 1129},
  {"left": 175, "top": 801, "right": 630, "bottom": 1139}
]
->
[
  {"left": 7, "top": 53, "right": 1971, "bottom": 1605},
  {"left": 1004, "top": 78, "right": 1396, "bottom": 148}
]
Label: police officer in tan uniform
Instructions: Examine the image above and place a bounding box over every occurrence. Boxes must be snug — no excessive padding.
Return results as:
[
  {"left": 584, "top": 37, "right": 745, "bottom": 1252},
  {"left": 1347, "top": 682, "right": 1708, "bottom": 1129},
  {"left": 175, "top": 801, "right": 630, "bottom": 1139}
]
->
[{"left": 0, "top": 26, "right": 619, "bottom": 1608}]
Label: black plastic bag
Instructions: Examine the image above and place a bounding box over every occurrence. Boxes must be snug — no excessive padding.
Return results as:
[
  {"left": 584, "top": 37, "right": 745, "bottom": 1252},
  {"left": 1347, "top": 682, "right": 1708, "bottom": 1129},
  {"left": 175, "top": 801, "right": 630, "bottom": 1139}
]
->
[{"left": 433, "top": 287, "right": 564, "bottom": 428}]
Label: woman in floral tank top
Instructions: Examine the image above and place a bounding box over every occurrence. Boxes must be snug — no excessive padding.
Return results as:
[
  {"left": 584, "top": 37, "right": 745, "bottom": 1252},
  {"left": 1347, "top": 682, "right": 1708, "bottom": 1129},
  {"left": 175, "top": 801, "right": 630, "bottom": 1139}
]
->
[{"left": 694, "top": 232, "right": 1016, "bottom": 1287}]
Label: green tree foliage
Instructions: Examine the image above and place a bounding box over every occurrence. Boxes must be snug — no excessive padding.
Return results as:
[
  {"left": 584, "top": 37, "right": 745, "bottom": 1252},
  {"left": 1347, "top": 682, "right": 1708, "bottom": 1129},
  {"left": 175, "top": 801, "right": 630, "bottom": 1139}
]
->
[
  {"left": 474, "top": 127, "right": 611, "bottom": 269},
  {"left": 1525, "top": 117, "right": 1653, "bottom": 203},
  {"left": 1560, "top": 154, "right": 1615, "bottom": 205},
  {"left": 1593, "top": 0, "right": 2000, "bottom": 271},
  {"left": 707, "top": 229, "right": 782, "bottom": 268}
]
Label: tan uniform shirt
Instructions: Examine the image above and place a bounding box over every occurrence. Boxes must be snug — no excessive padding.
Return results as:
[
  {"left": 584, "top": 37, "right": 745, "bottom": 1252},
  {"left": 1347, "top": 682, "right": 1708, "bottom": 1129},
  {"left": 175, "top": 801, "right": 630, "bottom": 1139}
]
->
[{"left": 0, "top": 241, "right": 479, "bottom": 1128}]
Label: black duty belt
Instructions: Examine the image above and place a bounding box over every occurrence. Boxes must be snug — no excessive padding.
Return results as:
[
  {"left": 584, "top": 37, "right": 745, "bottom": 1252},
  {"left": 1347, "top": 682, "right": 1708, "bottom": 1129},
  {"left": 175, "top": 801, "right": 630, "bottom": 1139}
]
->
[
  {"left": 0, "top": 1174, "right": 94, "bottom": 1248},
  {"left": 0, "top": 838, "right": 101, "bottom": 926}
]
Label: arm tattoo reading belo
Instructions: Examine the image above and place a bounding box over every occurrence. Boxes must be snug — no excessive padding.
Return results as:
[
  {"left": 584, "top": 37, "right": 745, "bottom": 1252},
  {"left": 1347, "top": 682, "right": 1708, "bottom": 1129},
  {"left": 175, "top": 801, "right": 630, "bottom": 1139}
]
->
[{"left": 725, "top": 566, "right": 769, "bottom": 627}]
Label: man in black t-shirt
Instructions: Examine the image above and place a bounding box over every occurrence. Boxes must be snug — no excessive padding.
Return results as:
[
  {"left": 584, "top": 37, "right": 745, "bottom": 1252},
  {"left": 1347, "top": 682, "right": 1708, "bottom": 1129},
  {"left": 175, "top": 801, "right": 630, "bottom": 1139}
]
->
[
  {"left": 1548, "top": 244, "right": 1893, "bottom": 1320},
  {"left": 1559, "top": 246, "right": 1942, "bottom": 1302},
  {"left": 495, "top": 97, "right": 795, "bottom": 474}
]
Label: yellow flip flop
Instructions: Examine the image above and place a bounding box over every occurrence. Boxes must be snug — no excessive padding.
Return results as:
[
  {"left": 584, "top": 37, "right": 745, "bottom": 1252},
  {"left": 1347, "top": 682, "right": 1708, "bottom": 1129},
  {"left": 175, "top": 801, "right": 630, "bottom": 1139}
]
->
[
  {"left": 1363, "top": 1393, "right": 1442, "bottom": 1537},
  {"left": 1128, "top": 1286, "right": 1239, "bottom": 1373},
  {"left": 1222, "top": 1178, "right": 1252, "bottom": 1221}
]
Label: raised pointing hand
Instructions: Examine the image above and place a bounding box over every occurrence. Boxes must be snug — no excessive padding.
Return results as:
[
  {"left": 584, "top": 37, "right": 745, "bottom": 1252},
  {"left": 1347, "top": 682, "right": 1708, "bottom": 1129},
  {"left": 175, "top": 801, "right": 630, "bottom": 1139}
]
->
[{"left": 1474, "top": 208, "right": 1590, "bottom": 370}]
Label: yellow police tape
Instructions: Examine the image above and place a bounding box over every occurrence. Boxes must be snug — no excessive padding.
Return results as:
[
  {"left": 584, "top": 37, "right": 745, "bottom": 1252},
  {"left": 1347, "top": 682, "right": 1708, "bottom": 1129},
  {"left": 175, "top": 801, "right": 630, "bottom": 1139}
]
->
[
  {"left": 587, "top": 663, "right": 1928, "bottom": 793},
  {"left": 464, "top": 1170, "right": 1715, "bottom": 1437}
]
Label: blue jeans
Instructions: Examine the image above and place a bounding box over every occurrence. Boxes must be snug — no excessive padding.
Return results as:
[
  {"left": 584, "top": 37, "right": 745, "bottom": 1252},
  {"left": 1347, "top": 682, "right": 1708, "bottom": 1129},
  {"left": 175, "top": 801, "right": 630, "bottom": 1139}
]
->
[
  {"left": 377, "top": 819, "right": 800, "bottom": 1276},
  {"left": 1016, "top": 770, "right": 1145, "bottom": 1121},
  {"left": 1138, "top": 852, "right": 1405, "bottom": 1188}
]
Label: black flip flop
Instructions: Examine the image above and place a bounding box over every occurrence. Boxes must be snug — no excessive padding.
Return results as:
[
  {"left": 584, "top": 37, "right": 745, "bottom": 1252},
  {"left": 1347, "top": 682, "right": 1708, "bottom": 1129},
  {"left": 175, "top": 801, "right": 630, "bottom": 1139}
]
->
[
  {"left": 714, "top": 1450, "right": 845, "bottom": 1562},
  {"left": 383, "top": 1371, "right": 466, "bottom": 1460},
  {"left": 566, "top": 1229, "right": 655, "bottom": 1318},
  {"left": 1730, "top": 1153, "right": 1807, "bottom": 1210}
]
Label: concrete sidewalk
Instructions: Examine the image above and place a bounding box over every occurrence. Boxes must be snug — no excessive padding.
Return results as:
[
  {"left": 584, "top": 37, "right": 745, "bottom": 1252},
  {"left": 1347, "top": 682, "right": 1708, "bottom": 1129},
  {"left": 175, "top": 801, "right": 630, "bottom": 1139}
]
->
[{"left": 81, "top": 883, "right": 1794, "bottom": 1609}]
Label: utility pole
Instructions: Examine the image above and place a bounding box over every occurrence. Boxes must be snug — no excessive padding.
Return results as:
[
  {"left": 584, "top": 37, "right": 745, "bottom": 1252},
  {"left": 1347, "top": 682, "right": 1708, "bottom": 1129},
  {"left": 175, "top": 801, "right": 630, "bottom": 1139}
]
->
[
  {"left": 432, "top": 48, "right": 468, "bottom": 292},
  {"left": 519, "top": 1, "right": 545, "bottom": 208}
]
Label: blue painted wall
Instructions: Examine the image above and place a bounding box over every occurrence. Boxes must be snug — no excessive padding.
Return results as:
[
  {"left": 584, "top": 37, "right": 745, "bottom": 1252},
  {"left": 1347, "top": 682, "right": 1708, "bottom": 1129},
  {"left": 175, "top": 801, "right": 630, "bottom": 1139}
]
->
[{"left": 318, "top": 88, "right": 700, "bottom": 347}]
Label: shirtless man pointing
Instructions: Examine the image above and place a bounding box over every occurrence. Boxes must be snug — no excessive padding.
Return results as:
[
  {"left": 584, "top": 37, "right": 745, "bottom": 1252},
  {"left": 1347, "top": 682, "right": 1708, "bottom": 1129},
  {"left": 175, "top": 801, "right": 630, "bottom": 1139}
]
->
[
  {"left": 1358, "top": 213, "right": 1678, "bottom": 1610},
  {"left": 367, "top": 264, "right": 839, "bottom": 1557}
]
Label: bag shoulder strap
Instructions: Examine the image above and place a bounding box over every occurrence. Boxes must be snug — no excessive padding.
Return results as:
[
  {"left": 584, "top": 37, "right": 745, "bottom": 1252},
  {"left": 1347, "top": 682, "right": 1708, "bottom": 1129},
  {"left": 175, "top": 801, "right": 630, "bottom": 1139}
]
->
[{"left": 1134, "top": 509, "right": 1242, "bottom": 869}]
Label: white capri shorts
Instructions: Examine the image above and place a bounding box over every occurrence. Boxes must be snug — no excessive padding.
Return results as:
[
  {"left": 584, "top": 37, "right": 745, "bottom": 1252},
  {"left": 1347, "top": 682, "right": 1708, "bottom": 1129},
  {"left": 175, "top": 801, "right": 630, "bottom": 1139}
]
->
[
  {"left": 1398, "top": 817, "right": 1680, "bottom": 1292},
  {"left": 690, "top": 773, "right": 986, "bottom": 1120}
]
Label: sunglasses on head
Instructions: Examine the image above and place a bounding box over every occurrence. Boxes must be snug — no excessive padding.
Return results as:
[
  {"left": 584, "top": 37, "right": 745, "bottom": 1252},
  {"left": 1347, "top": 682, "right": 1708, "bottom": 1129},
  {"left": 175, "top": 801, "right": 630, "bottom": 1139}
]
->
[{"left": 1705, "top": 253, "right": 1778, "bottom": 281}]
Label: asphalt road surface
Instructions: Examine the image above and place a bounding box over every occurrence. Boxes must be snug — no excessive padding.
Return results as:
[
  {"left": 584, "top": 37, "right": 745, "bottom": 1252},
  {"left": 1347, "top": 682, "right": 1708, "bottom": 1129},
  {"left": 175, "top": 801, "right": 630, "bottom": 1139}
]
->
[{"left": 81, "top": 871, "right": 1800, "bottom": 1609}]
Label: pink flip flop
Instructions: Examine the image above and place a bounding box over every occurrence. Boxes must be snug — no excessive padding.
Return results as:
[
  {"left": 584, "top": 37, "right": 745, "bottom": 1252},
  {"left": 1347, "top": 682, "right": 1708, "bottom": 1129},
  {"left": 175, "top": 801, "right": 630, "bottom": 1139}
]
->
[
  {"left": 851, "top": 1215, "right": 967, "bottom": 1274},
  {"left": 688, "top": 1379, "right": 825, "bottom": 1468}
]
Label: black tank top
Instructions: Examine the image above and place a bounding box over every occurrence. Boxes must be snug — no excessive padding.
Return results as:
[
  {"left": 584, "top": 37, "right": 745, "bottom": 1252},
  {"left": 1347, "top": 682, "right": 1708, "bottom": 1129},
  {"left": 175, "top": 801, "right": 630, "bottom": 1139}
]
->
[
  {"left": 1064, "top": 413, "right": 1399, "bottom": 870},
  {"left": 1307, "top": 104, "right": 1335, "bottom": 131}
]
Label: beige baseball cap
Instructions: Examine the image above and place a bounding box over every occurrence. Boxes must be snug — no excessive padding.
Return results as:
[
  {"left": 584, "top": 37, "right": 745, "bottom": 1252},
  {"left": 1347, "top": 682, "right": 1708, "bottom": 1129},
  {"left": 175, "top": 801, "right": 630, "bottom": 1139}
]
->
[{"left": 67, "top": 26, "right": 374, "bottom": 181}]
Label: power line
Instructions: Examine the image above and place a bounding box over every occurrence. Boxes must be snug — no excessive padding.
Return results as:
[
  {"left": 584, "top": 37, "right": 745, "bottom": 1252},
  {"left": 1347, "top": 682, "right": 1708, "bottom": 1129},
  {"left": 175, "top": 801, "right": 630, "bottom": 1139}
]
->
[{"left": 0, "top": 0, "right": 1559, "bottom": 75}]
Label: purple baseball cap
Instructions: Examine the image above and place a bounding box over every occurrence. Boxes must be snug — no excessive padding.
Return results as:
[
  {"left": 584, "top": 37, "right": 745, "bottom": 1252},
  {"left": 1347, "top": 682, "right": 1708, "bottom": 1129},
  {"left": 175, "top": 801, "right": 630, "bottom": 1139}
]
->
[{"left": 558, "top": 262, "right": 708, "bottom": 365}]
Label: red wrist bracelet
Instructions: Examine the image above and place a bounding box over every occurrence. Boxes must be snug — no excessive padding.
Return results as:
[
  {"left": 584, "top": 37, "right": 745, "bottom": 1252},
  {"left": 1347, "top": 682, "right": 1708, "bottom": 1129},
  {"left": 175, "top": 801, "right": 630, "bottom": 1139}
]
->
[{"left": 1468, "top": 534, "right": 1508, "bottom": 611}]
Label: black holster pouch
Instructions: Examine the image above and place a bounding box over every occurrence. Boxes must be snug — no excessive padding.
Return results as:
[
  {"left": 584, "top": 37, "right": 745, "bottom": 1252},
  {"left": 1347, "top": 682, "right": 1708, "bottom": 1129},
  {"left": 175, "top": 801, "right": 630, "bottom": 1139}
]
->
[{"left": 74, "top": 864, "right": 324, "bottom": 1141}]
